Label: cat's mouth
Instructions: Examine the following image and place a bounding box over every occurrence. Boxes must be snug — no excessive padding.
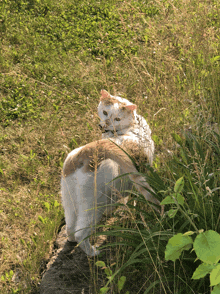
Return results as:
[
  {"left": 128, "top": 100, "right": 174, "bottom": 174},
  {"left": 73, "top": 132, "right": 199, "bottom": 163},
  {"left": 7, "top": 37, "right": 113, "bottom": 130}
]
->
[{"left": 99, "top": 124, "right": 109, "bottom": 133}]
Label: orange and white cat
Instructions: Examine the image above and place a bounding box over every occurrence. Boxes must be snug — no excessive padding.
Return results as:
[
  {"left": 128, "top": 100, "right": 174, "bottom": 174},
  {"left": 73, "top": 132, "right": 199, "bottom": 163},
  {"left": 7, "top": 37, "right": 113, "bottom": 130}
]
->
[
  {"left": 98, "top": 89, "right": 154, "bottom": 165},
  {"left": 61, "top": 90, "right": 160, "bottom": 256}
]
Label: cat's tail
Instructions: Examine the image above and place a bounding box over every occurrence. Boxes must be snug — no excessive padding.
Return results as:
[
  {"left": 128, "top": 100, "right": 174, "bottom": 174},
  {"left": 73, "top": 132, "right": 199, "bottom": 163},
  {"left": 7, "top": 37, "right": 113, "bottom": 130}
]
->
[{"left": 62, "top": 139, "right": 161, "bottom": 212}]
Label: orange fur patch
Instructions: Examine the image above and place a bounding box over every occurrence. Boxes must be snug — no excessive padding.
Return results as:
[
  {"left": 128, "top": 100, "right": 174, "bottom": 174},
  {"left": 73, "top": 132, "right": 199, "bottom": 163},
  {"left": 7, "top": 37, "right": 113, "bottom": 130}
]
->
[
  {"left": 62, "top": 139, "right": 137, "bottom": 178},
  {"left": 120, "top": 140, "right": 151, "bottom": 170}
]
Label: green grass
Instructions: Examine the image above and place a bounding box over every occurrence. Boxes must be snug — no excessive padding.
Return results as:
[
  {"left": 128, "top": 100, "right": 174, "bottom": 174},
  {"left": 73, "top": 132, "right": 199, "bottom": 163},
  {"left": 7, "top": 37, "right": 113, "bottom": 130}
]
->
[
  {"left": 0, "top": 0, "right": 220, "bottom": 293},
  {"left": 96, "top": 130, "right": 220, "bottom": 293}
]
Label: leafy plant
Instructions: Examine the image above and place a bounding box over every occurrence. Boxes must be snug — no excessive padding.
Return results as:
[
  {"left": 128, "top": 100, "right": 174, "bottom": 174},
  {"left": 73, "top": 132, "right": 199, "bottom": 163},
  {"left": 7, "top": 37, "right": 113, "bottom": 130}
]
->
[
  {"left": 161, "top": 149, "right": 220, "bottom": 293},
  {"left": 96, "top": 130, "right": 220, "bottom": 293},
  {"left": 165, "top": 230, "right": 220, "bottom": 293},
  {"left": 96, "top": 261, "right": 129, "bottom": 294},
  {"left": 1, "top": 270, "right": 14, "bottom": 283},
  {"left": 160, "top": 176, "right": 185, "bottom": 219}
]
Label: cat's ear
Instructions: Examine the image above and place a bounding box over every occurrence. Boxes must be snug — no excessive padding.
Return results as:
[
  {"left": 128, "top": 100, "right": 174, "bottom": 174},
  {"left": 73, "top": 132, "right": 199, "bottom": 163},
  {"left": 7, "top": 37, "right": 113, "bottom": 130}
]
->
[
  {"left": 100, "top": 89, "right": 111, "bottom": 100},
  {"left": 125, "top": 104, "right": 137, "bottom": 111}
]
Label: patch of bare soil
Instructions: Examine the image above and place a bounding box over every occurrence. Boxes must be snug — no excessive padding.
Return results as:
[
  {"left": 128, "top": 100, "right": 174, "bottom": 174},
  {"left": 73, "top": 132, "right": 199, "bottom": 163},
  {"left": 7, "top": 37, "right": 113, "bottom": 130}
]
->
[
  {"left": 39, "top": 204, "right": 153, "bottom": 294},
  {"left": 39, "top": 206, "right": 127, "bottom": 294},
  {"left": 39, "top": 226, "right": 97, "bottom": 294}
]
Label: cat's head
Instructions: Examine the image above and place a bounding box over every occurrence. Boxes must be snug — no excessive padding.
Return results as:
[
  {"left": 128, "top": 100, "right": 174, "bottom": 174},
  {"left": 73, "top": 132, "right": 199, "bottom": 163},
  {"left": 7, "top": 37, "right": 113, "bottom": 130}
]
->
[{"left": 98, "top": 90, "right": 137, "bottom": 133}]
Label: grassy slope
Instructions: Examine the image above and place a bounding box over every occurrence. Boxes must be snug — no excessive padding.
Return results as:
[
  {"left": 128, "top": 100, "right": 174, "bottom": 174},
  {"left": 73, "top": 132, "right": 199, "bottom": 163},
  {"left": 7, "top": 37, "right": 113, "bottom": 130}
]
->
[{"left": 0, "top": 0, "right": 220, "bottom": 292}]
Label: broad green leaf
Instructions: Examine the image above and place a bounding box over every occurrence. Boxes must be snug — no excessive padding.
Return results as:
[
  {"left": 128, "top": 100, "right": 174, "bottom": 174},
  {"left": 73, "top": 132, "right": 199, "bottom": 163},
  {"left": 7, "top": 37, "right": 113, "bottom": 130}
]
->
[
  {"left": 210, "top": 264, "right": 220, "bottom": 286},
  {"left": 96, "top": 261, "right": 106, "bottom": 268},
  {"left": 161, "top": 196, "right": 175, "bottom": 205},
  {"left": 176, "top": 193, "right": 185, "bottom": 206},
  {"left": 194, "top": 231, "right": 220, "bottom": 264},
  {"left": 168, "top": 209, "right": 178, "bottom": 218},
  {"left": 104, "top": 268, "right": 112, "bottom": 277},
  {"left": 118, "top": 276, "right": 126, "bottom": 291},
  {"left": 192, "top": 263, "right": 215, "bottom": 280},
  {"left": 174, "top": 177, "right": 184, "bottom": 193},
  {"left": 99, "top": 287, "right": 109, "bottom": 294},
  {"left": 165, "top": 233, "right": 193, "bottom": 261},
  {"left": 212, "top": 283, "right": 220, "bottom": 294}
]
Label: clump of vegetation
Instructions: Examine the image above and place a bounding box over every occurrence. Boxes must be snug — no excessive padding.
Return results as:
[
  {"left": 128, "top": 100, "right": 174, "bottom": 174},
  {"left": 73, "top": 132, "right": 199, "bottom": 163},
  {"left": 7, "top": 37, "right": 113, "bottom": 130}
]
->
[
  {"left": 0, "top": 0, "right": 219, "bottom": 293},
  {"left": 98, "top": 131, "right": 219, "bottom": 293}
]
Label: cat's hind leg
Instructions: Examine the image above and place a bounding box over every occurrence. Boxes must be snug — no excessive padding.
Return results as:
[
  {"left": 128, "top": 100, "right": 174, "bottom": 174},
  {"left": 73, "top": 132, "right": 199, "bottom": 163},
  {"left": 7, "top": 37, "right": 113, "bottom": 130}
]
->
[
  {"left": 65, "top": 207, "right": 77, "bottom": 242},
  {"left": 74, "top": 209, "right": 102, "bottom": 256},
  {"left": 61, "top": 176, "right": 78, "bottom": 242}
]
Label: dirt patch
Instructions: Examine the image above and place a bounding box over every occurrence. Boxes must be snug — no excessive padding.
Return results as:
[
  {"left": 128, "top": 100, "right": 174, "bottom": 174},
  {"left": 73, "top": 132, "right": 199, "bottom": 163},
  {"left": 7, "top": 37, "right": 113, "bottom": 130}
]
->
[
  {"left": 39, "top": 204, "right": 129, "bottom": 294},
  {"left": 39, "top": 215, "right": 165, "bottom": 294},
  {"left": 39, "top": 226, "right": 96, "bottom": 294}
]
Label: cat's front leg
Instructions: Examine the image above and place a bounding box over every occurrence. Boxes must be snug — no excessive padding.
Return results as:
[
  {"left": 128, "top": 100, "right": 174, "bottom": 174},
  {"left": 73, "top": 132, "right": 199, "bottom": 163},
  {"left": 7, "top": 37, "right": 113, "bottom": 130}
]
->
[
  {"left": 90, "top": 245, "right": 100, "bottom": 256},
  {"left": 82, "top": 242, "right": 100, "bottom": 257},
  {"left": 74, "top": 228, "right": 100, "bottom": 256},
  {"left": 66, "top": 226, "right": 76, "bottom": 242}
]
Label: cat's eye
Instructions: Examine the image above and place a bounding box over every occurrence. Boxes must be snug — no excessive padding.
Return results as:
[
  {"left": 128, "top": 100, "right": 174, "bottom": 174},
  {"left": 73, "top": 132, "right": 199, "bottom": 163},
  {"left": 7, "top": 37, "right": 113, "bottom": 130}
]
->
[
  {"left": 115, "top": 118, "right": 121, "bottom": 121},
  {"left": 103, "top": 110, "right": 108, "bottom": 116}
]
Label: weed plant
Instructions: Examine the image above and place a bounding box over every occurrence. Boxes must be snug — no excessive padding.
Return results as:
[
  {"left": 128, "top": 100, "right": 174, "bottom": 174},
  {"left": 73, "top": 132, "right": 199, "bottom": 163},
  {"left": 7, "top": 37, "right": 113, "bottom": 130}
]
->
[
  {"left": 97, "top": 130, "right": 219, "bottom": 293},
  {"left": 0, "top": 0, "right": 220, "bottom": 293}
]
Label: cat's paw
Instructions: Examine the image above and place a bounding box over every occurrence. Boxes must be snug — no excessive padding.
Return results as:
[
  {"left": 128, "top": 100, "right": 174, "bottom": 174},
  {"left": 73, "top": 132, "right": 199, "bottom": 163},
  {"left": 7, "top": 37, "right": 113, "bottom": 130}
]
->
[
  {"left": 87, "top": 246, "right": 100, "bottom": 257},
  {"left": 67, "top": 237, "right": 76, "bottom": 243}
]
